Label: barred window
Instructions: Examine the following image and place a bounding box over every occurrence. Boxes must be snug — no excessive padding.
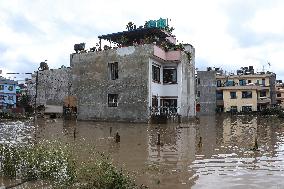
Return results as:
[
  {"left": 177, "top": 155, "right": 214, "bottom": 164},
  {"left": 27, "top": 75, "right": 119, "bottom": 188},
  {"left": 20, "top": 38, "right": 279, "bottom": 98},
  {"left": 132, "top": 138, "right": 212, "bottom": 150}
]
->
[{"left": 108, "top": 94, "right": 118, "bottom": 107}]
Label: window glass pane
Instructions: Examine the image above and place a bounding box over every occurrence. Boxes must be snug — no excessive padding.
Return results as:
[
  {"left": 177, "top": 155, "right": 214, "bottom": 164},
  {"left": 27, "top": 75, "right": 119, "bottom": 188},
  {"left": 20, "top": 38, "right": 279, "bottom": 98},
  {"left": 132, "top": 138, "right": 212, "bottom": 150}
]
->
[
  {"left": 217, "top": 80, "right": 221, "bottom": 87},
  {"left": 216, "top": 91, "right": 223, "bottom": 100},
  {"left": 242, "top": 91, "right": 252, "bottom": 98},
  {"left": 109, "top": 62, "right": 118, "bottom": 80},
  {"left": 152, "top": 65, "right": 160, "bottom": 82},
  {"left": 163, "top": 67, "right": 177, "bottom": 84},
  {"left": 230, "top": 92, "right": 237, "bottom": 99}
]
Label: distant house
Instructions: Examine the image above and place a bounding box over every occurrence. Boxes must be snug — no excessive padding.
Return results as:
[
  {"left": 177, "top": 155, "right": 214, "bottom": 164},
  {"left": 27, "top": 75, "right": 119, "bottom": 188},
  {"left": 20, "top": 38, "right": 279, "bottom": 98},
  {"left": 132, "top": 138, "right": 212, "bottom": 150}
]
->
[
  {"left": 0, "top": 77, "right": 18, "bottom": 110},
  {"left": 276, "top": 80, "right": 284, "bottom": 108},
  {"left": 26, "top": 67, "right": 72, "bottom": 115},
  {"left": 196, "top": 66, "right": 277, "bottom": 114}
]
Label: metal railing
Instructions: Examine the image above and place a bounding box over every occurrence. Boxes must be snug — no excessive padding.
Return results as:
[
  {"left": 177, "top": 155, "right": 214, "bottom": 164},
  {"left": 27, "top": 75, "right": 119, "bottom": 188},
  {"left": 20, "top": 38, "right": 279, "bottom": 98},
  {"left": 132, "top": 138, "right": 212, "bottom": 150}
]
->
[{"left": 149, "top": 106, "right": 180, "bottom": 117}]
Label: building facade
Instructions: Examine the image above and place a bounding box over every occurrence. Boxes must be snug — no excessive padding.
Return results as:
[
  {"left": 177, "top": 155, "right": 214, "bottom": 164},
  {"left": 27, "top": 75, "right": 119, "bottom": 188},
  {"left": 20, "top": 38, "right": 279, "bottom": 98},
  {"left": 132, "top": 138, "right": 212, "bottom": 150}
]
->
[
  {"left": 276, "top": 80, "right": 284, "bottom": 108},
  {"left": 71, "top": 27, "right": 196, "bottom": 122},
  {"left": 0, "top": 77, "right": 17, "bottom": 110},
  {"left": 196, "top": 70, "right": 217, "bottom": 115},
  {"left": 26, "top": 67, "right": 72, "bottom": 114}
]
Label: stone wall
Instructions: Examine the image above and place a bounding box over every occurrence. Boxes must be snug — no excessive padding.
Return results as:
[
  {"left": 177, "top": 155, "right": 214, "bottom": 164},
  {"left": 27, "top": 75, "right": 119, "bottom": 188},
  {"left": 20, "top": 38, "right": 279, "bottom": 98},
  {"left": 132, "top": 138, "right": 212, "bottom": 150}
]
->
[
  {"left": 71, "top": 45, "right": 152, "bottom": 122},
  {"left": 196, "top": 71, "right": 217, "bottom": 115},
  {"left": 36, "top": 68, "right": 72, "bottom": 106}
]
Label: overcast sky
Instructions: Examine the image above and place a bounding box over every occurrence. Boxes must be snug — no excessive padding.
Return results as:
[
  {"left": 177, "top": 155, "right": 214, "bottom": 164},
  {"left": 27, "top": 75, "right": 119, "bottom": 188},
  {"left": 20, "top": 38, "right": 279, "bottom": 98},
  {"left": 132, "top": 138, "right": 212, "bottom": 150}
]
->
[{"left": 0, "top": 0, "right": 284, "bottom": 80}]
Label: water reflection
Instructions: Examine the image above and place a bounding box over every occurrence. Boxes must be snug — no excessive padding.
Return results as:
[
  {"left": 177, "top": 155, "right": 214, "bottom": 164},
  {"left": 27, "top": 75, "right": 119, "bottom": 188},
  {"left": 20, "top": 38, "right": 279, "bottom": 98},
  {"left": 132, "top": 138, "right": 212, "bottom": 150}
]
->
[
  {"left": 191, "top": 115, "right": 284, "bottom": 189},
  {"left": 1, "top": 115, "right": 284, "bottom": 188}
]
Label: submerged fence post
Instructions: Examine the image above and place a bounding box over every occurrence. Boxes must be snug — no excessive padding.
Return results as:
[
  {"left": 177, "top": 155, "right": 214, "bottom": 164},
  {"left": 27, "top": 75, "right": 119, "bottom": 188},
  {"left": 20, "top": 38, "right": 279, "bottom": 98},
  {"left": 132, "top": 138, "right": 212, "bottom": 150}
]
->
[
  {"left": 157, "top": 133, "right": 161, "bottom": 145},
  {"left": 198, "top": 136, "right": 202, "bottom": 148},
  {"left": 253, "top": 138, "right": 258, "bottom": 151},
  {"left": 115, "top": 132, "right": 120, "bottom": 143}
]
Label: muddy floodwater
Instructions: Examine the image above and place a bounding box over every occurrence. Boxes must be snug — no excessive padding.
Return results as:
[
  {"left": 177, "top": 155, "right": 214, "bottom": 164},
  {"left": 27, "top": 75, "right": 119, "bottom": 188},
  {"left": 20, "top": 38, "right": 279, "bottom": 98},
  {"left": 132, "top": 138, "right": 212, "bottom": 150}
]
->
[{"left": 1, "top": 115, "right": 284, "bottom": 189}]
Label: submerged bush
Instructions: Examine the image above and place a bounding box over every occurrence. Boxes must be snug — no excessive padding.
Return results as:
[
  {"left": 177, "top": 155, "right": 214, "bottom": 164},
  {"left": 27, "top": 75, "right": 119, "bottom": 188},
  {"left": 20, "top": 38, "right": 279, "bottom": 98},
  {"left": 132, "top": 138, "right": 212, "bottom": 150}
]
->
[
  {"left": 0, "top": 141, "right": 76, "bottom": 188},
  {"left": 77, "top": 153, "right": 145, "bottom": 189},
  {"left": 0, "top": 141, "right": 147, "bottom": 189}
]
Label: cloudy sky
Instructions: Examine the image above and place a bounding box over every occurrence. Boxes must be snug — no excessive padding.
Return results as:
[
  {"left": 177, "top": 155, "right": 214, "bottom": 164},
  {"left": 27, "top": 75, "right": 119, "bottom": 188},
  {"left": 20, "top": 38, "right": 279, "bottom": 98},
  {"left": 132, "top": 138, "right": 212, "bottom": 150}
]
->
[{"left": 0, "top": 0, "right": 284, "bottom": 80}]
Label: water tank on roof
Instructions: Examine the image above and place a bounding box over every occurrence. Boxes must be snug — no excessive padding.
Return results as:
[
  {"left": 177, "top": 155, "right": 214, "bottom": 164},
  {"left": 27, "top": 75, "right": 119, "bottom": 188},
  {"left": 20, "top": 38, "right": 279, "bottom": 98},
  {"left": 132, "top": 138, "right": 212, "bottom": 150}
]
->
[
  {"left": 245, "top": 71, "right": 251, "bottom": 75},
  {"left": 237, "top": 70, "right": 243, "bottom": 75}
]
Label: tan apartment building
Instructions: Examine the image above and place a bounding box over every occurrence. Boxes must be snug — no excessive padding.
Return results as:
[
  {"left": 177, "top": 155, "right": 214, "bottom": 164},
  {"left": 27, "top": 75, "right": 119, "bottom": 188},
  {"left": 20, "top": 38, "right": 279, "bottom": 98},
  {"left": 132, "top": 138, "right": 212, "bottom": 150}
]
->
[
  {"left": 217, "top": 85, "right": 259, "bottom": 112},
  {"left": 215, "top": 68, "right": 276, "bottom": 112}
]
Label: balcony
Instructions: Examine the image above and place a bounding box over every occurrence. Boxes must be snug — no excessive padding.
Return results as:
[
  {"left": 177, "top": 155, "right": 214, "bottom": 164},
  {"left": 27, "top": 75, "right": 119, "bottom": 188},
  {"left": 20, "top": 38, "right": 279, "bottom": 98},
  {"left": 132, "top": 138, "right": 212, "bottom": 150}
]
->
[
  {"left": 257, "top": 97, "right": 271, "bottom": 104},
  {"left": 216, "top": 100, "right": 224, "bottom": 106},
  {"left": 217, "top": 85, "right": 267, "bottom": 90},
  {"left": 153, "top": 45, "right": 181, "bottom": 62}
]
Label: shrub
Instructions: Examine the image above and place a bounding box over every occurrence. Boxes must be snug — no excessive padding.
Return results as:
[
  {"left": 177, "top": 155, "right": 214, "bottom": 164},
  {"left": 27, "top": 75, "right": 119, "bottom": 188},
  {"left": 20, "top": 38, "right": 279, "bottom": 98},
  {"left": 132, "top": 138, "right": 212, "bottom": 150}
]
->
[{"left": 0, "top": 141, "right": 147, "bottom": 189}]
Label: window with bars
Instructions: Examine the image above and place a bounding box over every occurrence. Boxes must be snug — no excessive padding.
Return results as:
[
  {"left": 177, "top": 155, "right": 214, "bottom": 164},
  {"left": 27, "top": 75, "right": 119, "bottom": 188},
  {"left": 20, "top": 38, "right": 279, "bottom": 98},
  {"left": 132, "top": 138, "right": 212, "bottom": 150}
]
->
[
  {"left": 108, "top": 62, "right": 118, "bottom": 80},
  {"left": 108, "top": 94, "right": 118, "bottom": 107}
]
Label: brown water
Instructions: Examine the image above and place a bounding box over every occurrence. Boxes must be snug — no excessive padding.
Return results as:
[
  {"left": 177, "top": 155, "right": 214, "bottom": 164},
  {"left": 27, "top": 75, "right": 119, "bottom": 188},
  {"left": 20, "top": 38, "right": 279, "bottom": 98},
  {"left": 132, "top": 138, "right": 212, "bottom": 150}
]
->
[{"left": 1, "top": 115, "right": 284, "bottom": 189}]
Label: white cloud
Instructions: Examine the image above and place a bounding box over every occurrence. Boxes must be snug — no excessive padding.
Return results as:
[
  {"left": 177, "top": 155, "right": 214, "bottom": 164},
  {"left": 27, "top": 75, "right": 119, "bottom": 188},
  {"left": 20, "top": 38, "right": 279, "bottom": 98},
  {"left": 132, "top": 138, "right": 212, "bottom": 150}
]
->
[
  {"left": 0, "top": 0, "right": 284, "bottom": 80},
  {"left": 246, "top": 6, "right": 284, "bottom": 34}
]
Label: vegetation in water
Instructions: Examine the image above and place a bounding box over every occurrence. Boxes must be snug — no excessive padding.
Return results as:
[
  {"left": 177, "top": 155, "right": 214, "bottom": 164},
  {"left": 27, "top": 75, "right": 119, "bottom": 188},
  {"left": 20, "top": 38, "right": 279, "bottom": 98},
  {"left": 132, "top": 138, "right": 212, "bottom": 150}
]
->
[{"left": 0, "top": 141, "right": 148, "bottom": 189}]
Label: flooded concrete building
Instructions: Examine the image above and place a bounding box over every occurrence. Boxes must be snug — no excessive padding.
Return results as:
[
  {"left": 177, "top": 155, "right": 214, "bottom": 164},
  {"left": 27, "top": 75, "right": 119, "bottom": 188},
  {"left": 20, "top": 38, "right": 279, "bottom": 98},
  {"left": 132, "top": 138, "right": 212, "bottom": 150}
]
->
[
  {"left": 27, "top": 67, "right": 72, "bottom": 114},
  {"left": 196, "top": 69, "right": 217, "bottom": 115},
  {"left": 71, "top": 20, "right": 196, "bottom": 122}
]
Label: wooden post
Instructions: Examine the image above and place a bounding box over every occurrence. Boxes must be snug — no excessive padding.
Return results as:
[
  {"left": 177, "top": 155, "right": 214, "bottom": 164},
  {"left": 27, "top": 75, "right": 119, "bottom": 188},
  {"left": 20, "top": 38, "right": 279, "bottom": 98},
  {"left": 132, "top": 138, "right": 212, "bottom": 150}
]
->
[
  {"left": 115, "top": 132, "right": 120, "bottom": 143},
  {"left": 157, "top": 133, "right": 161, "bottom": 145}
]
